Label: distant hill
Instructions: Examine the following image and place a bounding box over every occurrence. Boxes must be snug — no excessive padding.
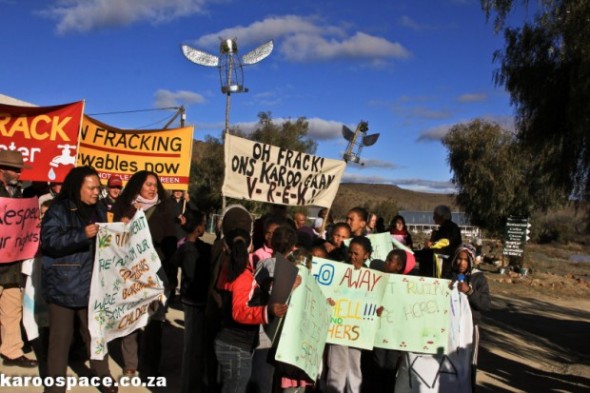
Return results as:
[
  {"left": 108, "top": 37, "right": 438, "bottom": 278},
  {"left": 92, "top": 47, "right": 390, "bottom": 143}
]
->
[{"left": 331, "top": 183, "right": 458, "bottom": 218}]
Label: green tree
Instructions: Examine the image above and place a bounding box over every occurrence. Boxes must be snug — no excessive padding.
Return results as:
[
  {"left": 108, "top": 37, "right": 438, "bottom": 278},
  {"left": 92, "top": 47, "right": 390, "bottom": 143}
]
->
[
  {"left": 442, "top": 119, "right": 528, "bottom": 234},
  {"left": 481, "top": 0, "right": 590, "bottom": 207}
]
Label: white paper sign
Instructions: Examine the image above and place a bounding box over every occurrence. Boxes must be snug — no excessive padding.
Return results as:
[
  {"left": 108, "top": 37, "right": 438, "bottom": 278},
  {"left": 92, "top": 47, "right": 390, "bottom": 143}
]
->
[{"left": 89, "top": 210, "right": 166, "bottom": 360}]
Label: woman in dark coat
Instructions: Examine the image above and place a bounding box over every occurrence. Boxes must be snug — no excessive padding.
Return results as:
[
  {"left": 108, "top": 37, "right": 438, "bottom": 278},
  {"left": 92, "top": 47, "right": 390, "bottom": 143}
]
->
[
  {"left": 111, "top": 170, "right": 178, "bottom": 379},
  {"left": 41, "top": 166, "right": 117, "bottom": 393}
]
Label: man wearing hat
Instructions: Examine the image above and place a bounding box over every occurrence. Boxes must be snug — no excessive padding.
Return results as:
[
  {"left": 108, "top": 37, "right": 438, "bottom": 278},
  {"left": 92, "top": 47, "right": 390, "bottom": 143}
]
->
[
  {"left": 101, "top": 175, "right": 123, "bottom": 221},
  {"left": 0, "top": 150, "right": 38, "bottom": 368}
]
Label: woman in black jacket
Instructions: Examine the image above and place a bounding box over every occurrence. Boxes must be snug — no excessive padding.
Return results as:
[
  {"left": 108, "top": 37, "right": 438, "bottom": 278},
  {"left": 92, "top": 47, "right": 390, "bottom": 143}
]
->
[
  {"left": 111, "top": 170, "right": 178, "bottom": 379},
  {"left": 41, "top": 166, "right": 117, "bottom": 393}
]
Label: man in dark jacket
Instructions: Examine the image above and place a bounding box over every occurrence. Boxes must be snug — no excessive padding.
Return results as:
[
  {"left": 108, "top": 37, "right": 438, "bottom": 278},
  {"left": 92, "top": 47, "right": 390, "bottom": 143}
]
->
[
  {"left": 0, "top": 150, "right": 38, "bottom": 368},
  {"left": 417, "top": 205, "right": 462, "bottom": 278}
]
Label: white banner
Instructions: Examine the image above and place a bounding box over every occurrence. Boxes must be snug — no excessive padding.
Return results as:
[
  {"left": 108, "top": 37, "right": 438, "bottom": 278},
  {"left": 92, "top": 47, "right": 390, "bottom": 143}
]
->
[
  {"left": 222, "top": 134, "right": 346, "bottom": 208},
  {"left": 89, "top": 210, "right": 166, "bottom": 360}
]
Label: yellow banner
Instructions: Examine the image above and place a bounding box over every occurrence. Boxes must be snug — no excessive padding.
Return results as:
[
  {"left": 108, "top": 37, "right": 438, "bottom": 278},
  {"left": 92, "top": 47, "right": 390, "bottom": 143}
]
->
[{"left": 77, "top": 116, "right": 193, "bottom": 190}]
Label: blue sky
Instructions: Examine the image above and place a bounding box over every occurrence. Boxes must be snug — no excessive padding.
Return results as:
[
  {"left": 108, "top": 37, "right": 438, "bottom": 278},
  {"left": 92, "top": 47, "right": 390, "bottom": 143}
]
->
[{"left": 1, "top": 0, "right": 527, "bottom": 193}]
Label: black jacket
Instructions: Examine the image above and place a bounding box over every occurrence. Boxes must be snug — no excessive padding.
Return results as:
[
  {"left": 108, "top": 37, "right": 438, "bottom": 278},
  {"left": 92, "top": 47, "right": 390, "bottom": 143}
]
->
[
  {"left": 175, "top": 238, "right": 212, "bottom": 306},
  {"left": 41, "top": 199, "right": 106, "bottom": 308}
]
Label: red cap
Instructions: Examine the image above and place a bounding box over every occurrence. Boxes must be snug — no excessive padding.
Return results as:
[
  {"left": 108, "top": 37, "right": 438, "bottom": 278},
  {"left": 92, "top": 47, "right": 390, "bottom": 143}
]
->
[{"left": 107, "top": 175, "right": 123, "bottom": 188}]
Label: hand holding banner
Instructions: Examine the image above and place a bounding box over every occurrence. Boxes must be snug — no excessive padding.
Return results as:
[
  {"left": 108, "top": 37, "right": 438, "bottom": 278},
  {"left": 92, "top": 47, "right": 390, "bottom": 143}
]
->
[{"left": 89, "top": 210, "right": 166, "bottom": 359}]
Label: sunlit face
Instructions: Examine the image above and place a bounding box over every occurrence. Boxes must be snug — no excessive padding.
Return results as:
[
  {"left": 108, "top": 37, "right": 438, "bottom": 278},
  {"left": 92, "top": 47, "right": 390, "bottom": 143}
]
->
[
  {"left": 346, "top": 212, "right": 366, "bottom": 236},
  {"left": 385, "top": 255, "right": 404, "bottom": 274},
  {"left": 264, "top": 223, "right": 279, "bottom": 247},
  {"left": 108, "top": 186, "right": 121, "bottom": 200},
  {"left": 348, "top": 242, "right": 369, "bottom": 269},
  {"left": 331, "top": 226, "right": 351, "bottom": 248},
  {"left": 140, "top": 175, "right": 158, "bottom": 200},
  {"left": 456, "top": 251, "right": 470, "bottom": 274},
  {"left": 80, "top": 175, "right": 101, "bottom": 205}
]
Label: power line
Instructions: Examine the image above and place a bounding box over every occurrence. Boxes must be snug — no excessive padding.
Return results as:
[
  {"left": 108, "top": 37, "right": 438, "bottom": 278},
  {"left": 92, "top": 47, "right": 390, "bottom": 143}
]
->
[{"left": 87, "top": 107, "right": 179, "bottom": 116}]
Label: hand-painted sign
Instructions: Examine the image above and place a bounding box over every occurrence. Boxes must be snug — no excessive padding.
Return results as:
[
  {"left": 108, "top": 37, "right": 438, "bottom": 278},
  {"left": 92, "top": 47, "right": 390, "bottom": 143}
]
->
[
  {"left": 374, "top": 274, "right": 451, "bottom": 354},
  {"left": 0, "top": 101, "right": 84, "bottom": 182},
  {"left": 0, "top": 197, "right": 40, "bottom": 263},
  {"left": 89, "top": 210, "right": 166, "bottom": 359},
  {"left": 311, "top": 257, "right": 388, "bottom": 349},
  {"left": 275, "top": 266, "right": 332, "bottom": 381},
  {"left": 222, "top": 134, "right": 345, "bottom": 207},
  {"left": 78, "top": 116, "right": 194, "bottom": 190}
]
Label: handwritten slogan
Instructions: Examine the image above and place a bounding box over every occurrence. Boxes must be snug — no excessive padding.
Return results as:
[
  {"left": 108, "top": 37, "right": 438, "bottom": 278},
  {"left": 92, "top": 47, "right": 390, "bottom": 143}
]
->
[
  {"left": 310, "top": 257, "right": 388, "bottom": 349},
  {"left": 89, "top": 210, "right": 165, "bottom": 360},
  {"left": 275, "top": 266, "right": 332, "bottom": 380},
  {"left": 0, "top": 101, "right": 84, "bottom": 182},
  {"left": 0, "top": 197, "right": 40, "bottom": 263},
  {"left": 222, "top": 134, "right": 346, "bottom": 207},
  {"left": 77, "top": 116, "right": 194, "bottom": 190},
  {"left": 375, "top": 275, "right": 451, "bottom": 354}
]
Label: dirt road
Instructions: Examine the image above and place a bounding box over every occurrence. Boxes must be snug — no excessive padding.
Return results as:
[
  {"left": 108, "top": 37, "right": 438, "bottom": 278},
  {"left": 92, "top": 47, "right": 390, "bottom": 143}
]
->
[{"left": 477, "top": 282, "right": 590, "bottom": 392}]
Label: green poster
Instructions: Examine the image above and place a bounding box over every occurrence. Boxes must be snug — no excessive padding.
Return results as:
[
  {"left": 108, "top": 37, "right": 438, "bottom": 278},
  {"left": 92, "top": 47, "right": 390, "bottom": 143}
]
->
[
  {"left": 275, "top": 266, "right": 332, "bottom": 380},
  {"left": 343, "top": 232, "right": 395, "bottom": 262},
  {"left": 374, "top": 274, "right": 451, "bottom": 354},
  {"left": 311, "top": 257, "right": 388, "bottom": 349}
]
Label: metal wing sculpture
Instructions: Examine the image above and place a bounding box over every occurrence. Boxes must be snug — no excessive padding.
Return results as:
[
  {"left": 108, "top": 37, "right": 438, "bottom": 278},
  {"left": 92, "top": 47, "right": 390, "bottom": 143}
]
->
[
  {"left": 181, "top": 44, "right": 219, "bottom": 67},
  {"left": 242, "top": 40, "right": 274, "bottom": 65},
  {"left": 342, "top": 121, "right": 380, "bottom": 164}
]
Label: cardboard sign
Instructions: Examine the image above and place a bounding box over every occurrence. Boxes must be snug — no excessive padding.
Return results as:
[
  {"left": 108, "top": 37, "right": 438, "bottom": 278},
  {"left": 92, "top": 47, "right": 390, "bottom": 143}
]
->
[
  {"left": 0, "top": 101, "right": 84, "bottom": 182},
  {"left": 374, "top": 275, "right": 451, "bottom": 354},
  {"left": 222, "top": 134, "right": 345, "bottom": 207},
  {"left": 0, "top": 197, "right": 40, "bottom": 263},
  {"left": 78, "top": 116, "right": 193, "bottom": 190},
  {"left": 88, "top": 210, "right": 166, "bottom": 359},
  {"left": 311, "top": 257, "right": 388, "bottom": 349},
  {"left": 275, "top": 266, "right": 332, "bottom": 381}
]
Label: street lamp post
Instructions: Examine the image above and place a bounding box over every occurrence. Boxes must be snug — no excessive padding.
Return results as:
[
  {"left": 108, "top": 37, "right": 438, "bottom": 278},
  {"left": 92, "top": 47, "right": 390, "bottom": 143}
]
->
[{"left": 181, "top": 37, "right": 274, "bottom": 210}]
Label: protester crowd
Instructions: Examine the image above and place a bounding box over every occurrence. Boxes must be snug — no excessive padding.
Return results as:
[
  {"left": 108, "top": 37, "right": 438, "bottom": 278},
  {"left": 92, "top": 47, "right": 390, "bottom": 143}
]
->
[{"left": 0, "top": 149, "right": 490, "bottom": 393}]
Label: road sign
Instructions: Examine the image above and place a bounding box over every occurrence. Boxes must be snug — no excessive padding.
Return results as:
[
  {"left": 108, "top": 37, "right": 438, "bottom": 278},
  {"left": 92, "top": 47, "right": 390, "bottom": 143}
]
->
[{"left": 503, "top": 216, "right": 531, "bottom": 257}]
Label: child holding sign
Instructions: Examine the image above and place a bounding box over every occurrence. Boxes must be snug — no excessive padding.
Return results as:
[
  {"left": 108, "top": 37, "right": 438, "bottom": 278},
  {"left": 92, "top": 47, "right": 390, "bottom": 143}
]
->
[
  {"left": 369, "top": 249, "right": 412, "bottom": 392},
  {"left": 325, "top": 236, "right": 373, "bottom": 393}
]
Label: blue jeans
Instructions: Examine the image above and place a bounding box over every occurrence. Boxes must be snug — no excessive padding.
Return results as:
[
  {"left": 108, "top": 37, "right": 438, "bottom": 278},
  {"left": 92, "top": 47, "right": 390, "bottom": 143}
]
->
[{"left": 215, "top": 339, "right": 253, "bottom": 393}]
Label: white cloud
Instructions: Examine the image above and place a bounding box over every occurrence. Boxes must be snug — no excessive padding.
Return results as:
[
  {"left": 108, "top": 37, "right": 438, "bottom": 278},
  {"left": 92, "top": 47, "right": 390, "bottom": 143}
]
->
[
  {"left": 191, "top": 15, "right": 411, "bottom": 63},
  {"left": 341, "top": 173, "right": 455, "bottom": 193},
  {"left": 416, "top": 115, "right": 516, "bottom": 142},
  {"left": 457, "top": 93, "right": 487, "bottom": 103},
  {"left": 232, "top": 116, "right": 343, "bottom": 140},
  {"left": 398, "top": 16, "right": 435, "bottom": 31},
  {"left": 39, "top": 0, "right": 209, "bottom": 34},
  {"left": 280, "top": 31, "right": 410, "bottom": 62},
  {"left": 417, "top": 124, "right": 453, "bottom": 142},
  {"left": 154, "top": 89, "right": 205, "bottom": 108}
]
